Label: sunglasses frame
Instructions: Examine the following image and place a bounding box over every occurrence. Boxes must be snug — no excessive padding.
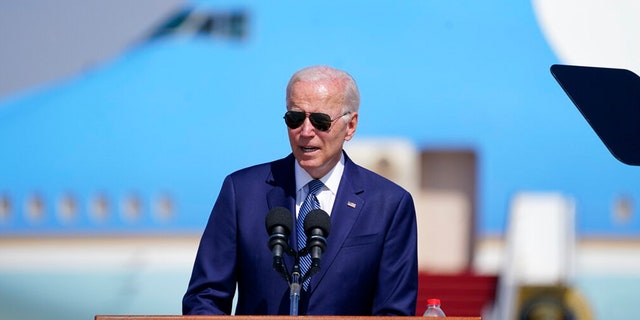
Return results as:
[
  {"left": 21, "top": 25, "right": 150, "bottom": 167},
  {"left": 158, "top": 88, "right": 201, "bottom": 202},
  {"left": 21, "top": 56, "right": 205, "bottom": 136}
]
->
[{"left": 283, "top": 110, "right": 351, "bottom": 132}]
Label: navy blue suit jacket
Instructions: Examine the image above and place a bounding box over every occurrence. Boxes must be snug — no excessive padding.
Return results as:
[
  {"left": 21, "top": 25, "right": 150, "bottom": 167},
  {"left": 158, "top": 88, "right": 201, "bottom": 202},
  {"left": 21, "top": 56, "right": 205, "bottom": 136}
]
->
[{"left": 183, "top": 152, "right": 418, "bottom": 315}]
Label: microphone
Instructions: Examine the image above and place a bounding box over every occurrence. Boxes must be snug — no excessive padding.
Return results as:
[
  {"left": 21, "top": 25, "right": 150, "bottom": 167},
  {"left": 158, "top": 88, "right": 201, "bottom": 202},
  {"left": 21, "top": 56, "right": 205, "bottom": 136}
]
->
[
  {"left": 303, "top": 209, "right": 331, "bottom": 271},
  {"left": 265, "top": 207, "right": 293, "bottom": 276}
]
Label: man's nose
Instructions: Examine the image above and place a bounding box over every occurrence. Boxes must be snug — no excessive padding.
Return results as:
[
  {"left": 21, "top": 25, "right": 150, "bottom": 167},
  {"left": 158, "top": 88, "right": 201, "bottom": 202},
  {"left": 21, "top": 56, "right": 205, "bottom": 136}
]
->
[{"left": 300, "top": 117, "right": 316, "bottom": 135}]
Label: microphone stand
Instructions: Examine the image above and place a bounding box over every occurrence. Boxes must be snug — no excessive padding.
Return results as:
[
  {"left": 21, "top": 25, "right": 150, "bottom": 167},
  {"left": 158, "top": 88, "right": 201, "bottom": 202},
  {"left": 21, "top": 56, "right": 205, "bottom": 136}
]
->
[
  {"left": 276, "top": 245, "right": 304, "bottom": 316},
  {"left": 289, "top": 257, "right": 302, "bottom": 316},
  {"left": 273, "top": 244, "right": 323, "bottom": 315},
  {"left": 289, "top": 247, "right": 322, "bottom": 316}
]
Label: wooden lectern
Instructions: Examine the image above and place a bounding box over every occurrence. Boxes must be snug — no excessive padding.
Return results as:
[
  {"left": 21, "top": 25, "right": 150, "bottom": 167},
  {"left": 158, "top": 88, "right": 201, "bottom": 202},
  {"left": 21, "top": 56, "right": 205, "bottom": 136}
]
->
[{"left": 96, "top": 316, "right": 481, "bottom": 320}]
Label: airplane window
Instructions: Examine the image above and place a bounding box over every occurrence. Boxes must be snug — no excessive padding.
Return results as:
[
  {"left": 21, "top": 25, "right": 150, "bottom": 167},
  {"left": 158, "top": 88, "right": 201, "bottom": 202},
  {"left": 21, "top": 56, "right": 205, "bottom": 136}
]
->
[
  {"left": 613, "top": 194, "right": 633, "bottom": 225},
  {"left": 0, "top": 194, "right": 10, "bottom": 223},
  {"left": 122, "top": 193, "right": 142, "bottom": 223},
  {"left": 90, "top": 193, "right": 110, "bottom": 223},
  {"left": 57, "top": 193, "right": 78, "bottom": 223},
  {"left": 25, "top": 193, "right": 45, "bottom": 223},
  {"left": 154, "top": 193, "right": 174, "bottom": 222}
]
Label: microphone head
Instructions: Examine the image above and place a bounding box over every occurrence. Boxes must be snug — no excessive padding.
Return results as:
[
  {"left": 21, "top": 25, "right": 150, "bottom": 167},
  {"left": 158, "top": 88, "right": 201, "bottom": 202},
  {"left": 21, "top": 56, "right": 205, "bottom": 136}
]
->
[
  {"left": 265, "top": 207, "right": 293, "bottom": 235},
  {"left": 304, "top": 209, "right": 331, "bottom": 237}
]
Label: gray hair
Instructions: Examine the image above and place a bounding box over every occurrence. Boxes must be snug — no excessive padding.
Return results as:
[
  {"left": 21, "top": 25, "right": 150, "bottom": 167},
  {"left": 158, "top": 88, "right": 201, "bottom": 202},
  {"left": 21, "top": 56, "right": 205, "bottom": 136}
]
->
[{"left": 286, "top": 65, "right": 360, "bottom": 115}]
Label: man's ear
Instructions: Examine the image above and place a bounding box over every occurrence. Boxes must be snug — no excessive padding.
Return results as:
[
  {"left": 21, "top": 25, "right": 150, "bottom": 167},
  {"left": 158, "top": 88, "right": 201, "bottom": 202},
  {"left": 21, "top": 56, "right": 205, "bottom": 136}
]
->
[{"left": 344, "top": 112, "right": 358, "bottom": 141}]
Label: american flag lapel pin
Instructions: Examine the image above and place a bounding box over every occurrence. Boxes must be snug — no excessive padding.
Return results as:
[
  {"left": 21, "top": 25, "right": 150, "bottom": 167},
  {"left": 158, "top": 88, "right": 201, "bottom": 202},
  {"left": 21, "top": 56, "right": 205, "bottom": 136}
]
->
[{"left": 347, "top": 201, "right": 356, "bottom": 208}]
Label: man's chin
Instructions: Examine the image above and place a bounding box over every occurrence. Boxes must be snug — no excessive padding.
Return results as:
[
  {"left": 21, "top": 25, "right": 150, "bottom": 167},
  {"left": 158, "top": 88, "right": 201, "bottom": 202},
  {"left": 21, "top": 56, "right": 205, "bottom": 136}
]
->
[
  {"left": 296, "top": 158, "right": 323, "bottom": 175},
  {"left": 297, "top": 158, "right": 318, "bottom": 169}
]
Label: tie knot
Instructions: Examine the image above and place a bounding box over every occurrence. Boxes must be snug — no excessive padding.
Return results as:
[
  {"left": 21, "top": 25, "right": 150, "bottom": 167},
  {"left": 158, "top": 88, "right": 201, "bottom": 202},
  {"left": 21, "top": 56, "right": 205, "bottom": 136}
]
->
[{"left": 307, "top": 179, "right": 324, "bottom": 196}]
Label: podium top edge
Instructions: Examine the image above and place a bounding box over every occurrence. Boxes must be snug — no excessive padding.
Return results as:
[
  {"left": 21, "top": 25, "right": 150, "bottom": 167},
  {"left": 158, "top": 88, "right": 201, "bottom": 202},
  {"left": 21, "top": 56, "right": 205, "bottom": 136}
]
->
[{"left": 95, "top": 316, "right": 481, "bottom": 320}]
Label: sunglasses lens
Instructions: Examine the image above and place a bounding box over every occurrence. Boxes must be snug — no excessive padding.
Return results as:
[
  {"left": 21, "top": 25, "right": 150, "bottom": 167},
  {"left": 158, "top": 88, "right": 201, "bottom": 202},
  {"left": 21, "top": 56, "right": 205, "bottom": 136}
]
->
[
  {"left": 284, "top": 111, "right": 306, "bottom": 129},
  {"left": 284, "top": 111, "right": 336, "bottom": 131},
  {"left": 309, "top": 113, "right": 332, "bottom": 131}
]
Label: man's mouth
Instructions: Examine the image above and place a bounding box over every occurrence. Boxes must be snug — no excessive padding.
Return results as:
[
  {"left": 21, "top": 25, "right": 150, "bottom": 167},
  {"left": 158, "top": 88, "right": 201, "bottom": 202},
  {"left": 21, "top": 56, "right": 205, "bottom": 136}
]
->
[{"left": 301, "top": 146, "right": 319, "bottom": 153}]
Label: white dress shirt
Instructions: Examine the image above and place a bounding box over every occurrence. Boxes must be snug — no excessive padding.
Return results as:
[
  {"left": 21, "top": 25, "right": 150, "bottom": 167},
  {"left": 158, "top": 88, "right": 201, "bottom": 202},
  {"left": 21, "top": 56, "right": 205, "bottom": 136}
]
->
[{"left": 293, "top": 153, "right": 345, "bottom": 218}]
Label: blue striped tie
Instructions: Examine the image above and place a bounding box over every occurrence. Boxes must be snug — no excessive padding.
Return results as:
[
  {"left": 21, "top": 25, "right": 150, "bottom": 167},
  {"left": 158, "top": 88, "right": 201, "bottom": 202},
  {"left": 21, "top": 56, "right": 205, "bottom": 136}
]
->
[{"left": 297, "top": 179, "right": 323, "bottom": 291}]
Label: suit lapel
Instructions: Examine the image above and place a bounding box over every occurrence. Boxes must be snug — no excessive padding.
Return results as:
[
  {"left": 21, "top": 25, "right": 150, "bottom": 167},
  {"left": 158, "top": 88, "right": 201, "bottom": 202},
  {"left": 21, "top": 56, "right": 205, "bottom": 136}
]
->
[
  {"left": 266, "top": 155, "right": 298, "bottom": 252},
  {"left": 310, "top": 154, "right": 365, "bottom": 292},
  {"left": 265, "top": 154, "right": 297, "bottom": 210}
]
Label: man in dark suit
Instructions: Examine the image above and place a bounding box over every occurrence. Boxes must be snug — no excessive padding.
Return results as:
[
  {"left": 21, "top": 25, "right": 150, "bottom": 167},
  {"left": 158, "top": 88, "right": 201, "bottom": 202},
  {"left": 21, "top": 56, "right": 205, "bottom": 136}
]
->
[{"left": 182, "top": 65, "right": 418, "bottom": 315}]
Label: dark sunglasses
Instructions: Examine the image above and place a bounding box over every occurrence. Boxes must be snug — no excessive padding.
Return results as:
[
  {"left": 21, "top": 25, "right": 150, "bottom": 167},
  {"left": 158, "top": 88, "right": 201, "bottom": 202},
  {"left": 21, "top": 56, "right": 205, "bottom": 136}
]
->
[{"left": 283, "top": 110, "right": 350, "bottom": 132}]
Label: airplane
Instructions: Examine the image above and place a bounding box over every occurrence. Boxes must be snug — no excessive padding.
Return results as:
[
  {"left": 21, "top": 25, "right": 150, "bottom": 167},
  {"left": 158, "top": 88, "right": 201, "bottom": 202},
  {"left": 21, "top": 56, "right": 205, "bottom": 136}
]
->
[{"left": 1, "top": 0, "right": 639, "bottom": 319}]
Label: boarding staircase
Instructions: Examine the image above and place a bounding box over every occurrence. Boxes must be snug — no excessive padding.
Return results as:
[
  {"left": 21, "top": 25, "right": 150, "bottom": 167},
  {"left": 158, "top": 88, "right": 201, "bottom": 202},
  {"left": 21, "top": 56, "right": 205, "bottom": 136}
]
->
[{"left": 416, "top": 272, "right": 498, "bottom": 317}]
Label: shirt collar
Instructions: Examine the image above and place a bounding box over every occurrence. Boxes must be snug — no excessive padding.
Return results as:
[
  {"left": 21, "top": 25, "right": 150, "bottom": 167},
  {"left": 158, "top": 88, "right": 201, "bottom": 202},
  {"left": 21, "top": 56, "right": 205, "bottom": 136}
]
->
[{"left": 294, "top": 153, "right": 345, "bottom": 195}]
